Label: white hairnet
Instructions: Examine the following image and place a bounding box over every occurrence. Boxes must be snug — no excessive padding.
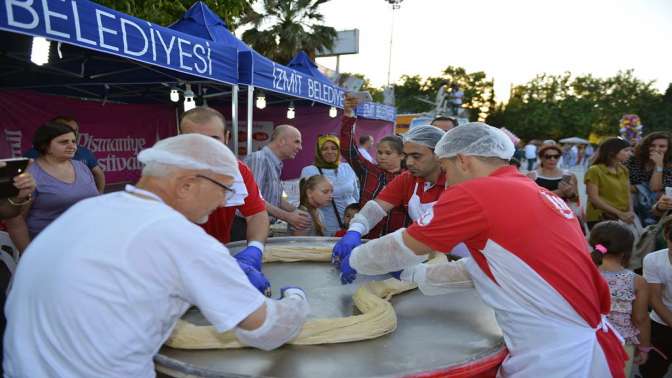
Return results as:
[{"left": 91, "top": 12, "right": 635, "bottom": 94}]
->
[
  {"left": 435, "top": 122, "right": 515, "bottom": 160},
  {"left": 138, "top": 134, "right": 239, "bottom": 178},
  {"left": 402, "top": 125, "right": 445, "bottom": 149}
]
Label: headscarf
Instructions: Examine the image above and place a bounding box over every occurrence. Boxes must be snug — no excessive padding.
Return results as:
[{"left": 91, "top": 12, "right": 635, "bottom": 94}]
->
[{"left": 315, "top": 134, "right": 340, "bottom": 170}]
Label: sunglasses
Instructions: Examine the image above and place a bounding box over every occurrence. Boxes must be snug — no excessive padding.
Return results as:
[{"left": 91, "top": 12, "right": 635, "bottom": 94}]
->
[
  {"left": 543, "top": 154, "right": 560, "bottom": 160},
  {"left": 195, "top": 174, "right": 235, "bottom": 200}
]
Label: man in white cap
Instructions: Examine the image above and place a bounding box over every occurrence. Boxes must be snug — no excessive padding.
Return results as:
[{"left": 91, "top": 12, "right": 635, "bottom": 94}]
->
[
  {"left": 338, "top": 123, "right": 627, "bottom": 377},
  {"left": 333, "top": 124, "right": 468, "bottom": 272},
  {"left": 4, "top": 134, "right": 309, "bottom": 377}
]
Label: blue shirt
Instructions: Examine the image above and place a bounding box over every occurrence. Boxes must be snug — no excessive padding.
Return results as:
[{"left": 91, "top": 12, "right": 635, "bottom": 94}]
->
[{"left": 24, "top": 147, "right": 99, "bottom": 169}]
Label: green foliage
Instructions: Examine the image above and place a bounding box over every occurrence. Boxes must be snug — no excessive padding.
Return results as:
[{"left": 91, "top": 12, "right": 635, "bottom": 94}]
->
[
  {"left": 96, "top": 0, "right": 253, "bottom": 28},
  {"left": 240, "top": 0, "right": 337, "bottom": 64},
  {"left": 392, "top": 67, "right": 495, "bottom": 121},
  {"left": 488, "top": 70, "right": 672, "bottom": 140}
]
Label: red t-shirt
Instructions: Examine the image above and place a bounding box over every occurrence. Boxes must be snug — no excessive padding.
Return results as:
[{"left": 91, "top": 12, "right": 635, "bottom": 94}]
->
[
  {"left": 201, "top": 161, "right": 266, "bottom": 244},
  {"left": 376, "top": 170, "right": 446, "bottom": 209},
  {"left": 407, "top": 166, "right": 624, "bottom": 375}
]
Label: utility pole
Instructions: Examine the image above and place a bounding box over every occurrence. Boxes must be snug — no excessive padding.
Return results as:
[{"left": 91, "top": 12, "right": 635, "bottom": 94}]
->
[{"left": 385, "top": 0, "right": 403, "bottom": 87}]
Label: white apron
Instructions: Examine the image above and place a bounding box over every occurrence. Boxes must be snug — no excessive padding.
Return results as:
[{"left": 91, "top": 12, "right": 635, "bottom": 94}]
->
[
  {"left": 463, "top": 240, "right": 621, "bottom": 377},
  {"left": 410, "top": 181, "right": 470, "bottom": 258}
]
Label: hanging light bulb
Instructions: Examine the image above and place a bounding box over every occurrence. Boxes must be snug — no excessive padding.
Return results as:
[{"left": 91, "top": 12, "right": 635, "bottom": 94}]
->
[
  {"left": 286, "top": 101, "right": 295, "bottom": 120},
  {"left": 170, "top": 88, "right": 179, "bottom": 102},
  {"left": 31, "top": 37, "right": 50, "bottom": 66},
  {"left": 183, "top": 85, "right": 196, "bottom": 111},
  {"left": 329, "top": 106, "right": 337, "bottom": 118},
  {"left": 256, "top": 92, "right": 267, "bottom": 109}
]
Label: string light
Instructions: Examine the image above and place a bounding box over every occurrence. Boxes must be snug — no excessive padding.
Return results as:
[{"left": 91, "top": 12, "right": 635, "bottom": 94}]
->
[
  {"left": 183, "top": 84, "right": 196, "bottom": 111},
  {"left": 256, "top": 91, "right": 266, "bottom": 109},
  {"left": 170, "top": 89, "right": 179, "bottom": 103},
  {"left": 31, "top": 37, "right": 50, "bottom": 66},
  {"left": 287, "top": 101, "right": 295, "bottom": 119},
  {"left": 329, "top": 106, "right": 337, "bottom": 118}
]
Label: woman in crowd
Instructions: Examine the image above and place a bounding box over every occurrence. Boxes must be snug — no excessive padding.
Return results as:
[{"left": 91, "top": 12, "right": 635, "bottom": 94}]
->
[
  {"left": 528, "top": 142, "right": 580, "bottom": 214},
  {"left": 6, "top": 122, "right": 99, "bottom": 252},
  {"left": 626, "top": 131, "right": 672, "bottom": 193},
  {"left": 300, "top": 135, "right": 359, "bottom": 236},
  {"left": 589, "top": 221, "right": 651, "bottom": 377},
  {"left": 290, "top": 175, "right": 333, "bottom": 237},
  {"left": 626, "top": 132, "right": 672, "bottom": 225},
  {"left": 339, "top": 95, "right": 407, "bottom": 237},
  {"left": 585, "top": 137, "right": 635, "bottom": 230}
]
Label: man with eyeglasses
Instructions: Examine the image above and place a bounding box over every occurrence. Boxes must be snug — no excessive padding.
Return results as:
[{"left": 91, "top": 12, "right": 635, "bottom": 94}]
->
[
  {"left": 333, "top": 122, "right": 469, "bottom": 277},
  {"left": 180, "top": 107, "right": 271, "bottom": 296},
  {"left": 3, "top": 134, "right": 310, "bottom": 377}
]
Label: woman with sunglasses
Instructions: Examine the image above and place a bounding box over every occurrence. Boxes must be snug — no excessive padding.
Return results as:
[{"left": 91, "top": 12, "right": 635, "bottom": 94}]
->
[
  {"left": 300, "top": 135, "right": 359, "bottom": 236},
  {"left": 585, "top": 137, "right": 635, "bottom": 230},
  {"left": 528, "top": 143, "right": 581, "bottom": 220}
]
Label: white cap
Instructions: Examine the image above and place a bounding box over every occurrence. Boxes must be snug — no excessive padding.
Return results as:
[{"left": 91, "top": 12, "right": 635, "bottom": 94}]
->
[
  {"left": 435, "top": 122, "right": 515, "bottom": 160},
  {"left": 138, "top": 134, "right": 239, "bottom": 178},
  {"left": 402, "top": 125, "right": 445, "bottom": 149}
]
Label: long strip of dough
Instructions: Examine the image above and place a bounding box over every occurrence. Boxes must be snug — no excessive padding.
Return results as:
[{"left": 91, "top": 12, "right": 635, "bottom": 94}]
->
[{"left": 166, "top": 245, "right": 443, "bottom": 349}]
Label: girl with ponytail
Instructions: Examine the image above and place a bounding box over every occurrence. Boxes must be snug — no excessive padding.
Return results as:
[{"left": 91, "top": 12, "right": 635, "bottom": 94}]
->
[
  {"left": 290, "top": 175, "right": 333, "bottom": 236},
  {"left": 589, "top": 221, "right": 651, "bottom": 376}
]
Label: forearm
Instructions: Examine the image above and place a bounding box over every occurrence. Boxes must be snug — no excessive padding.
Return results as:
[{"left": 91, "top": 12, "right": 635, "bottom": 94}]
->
[
  {"left": 245, "top": 211, "right": 269, "bottom": 244},
  {"left": 0, "top": 201, "right": 21, "bottom": 219},
  {"left": 588, "top": 194, "right": 626, "bottom": 216},
  {"left": 266, "top": 202, "right": 292, "bottom": 222},
  {"left": 279, "top": 198, "right": 296, "bottom": 213},
  {"left": 633, "top": 314, "right": 651, "bottom": 347},
  {"left": 5, "top": 216, "right": 31, "bottom": 253},
  {"left": 650, "top": 171, "right": 663, "bottom": 193},
  {"left": 651, "top": 299, "right": 672, "bottom": 327},
  {"left": 92, "top": 167, "right": 106, "bottom": 193}
]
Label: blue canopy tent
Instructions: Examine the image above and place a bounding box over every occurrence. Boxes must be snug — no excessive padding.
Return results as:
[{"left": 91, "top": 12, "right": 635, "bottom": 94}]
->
[
  {"left": 170, "top": 2, "right": 345, "bottom": 155},
  {"left": 0, "top": 0, "right": 239, "bottom": 112}
]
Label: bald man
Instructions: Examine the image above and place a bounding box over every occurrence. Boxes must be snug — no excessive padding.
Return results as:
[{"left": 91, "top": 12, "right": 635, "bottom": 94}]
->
[{"left": 244, "top": 125, "right": 311, "bottom": 230}]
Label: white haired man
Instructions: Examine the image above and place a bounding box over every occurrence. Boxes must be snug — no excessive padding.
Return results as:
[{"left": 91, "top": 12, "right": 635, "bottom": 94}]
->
[{"left": 4, "top": 134, "right": 309, "bottom": 377}]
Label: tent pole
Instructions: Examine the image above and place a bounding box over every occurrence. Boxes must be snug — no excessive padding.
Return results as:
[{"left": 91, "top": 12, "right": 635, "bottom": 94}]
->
[
  {"left": 231, "top": 84, "right": 239, "bottom": 156},
  {"left": 247, "top": 86, "right": 254, "bottom": 156}
]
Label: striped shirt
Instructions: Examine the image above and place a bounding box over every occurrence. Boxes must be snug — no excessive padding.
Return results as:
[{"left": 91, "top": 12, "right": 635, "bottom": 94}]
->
[
  {"left": 244, "top": 146, "right": 283, "bottom": 208},
  {"left": 339, "top": 116, "right": 409, "bottom": 238}
]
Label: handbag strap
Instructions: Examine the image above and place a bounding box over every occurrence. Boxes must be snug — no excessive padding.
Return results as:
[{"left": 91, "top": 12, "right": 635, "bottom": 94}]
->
[{"left": 317, "top": 167, "right": 344, "bottom": 229}]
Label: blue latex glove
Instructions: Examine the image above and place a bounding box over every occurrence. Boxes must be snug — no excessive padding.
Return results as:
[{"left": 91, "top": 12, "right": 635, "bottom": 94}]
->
[
  {"left": 235, "top": 246, "right": 263, "bottom": 271},
  {"left": 238, "top": 261, "right": 271, "bottom": 297},
  {"left": 339, "top": 252, "right": 358, "bottom": 284},
  {"left": 332, "top": 230, "right": 361, "bottom": 266},
  {"left": 279, "top": 286, "right": 306, "bottom": 300},
  {"left": 389, "top": 270, "right": 402, "bottom": 280}
]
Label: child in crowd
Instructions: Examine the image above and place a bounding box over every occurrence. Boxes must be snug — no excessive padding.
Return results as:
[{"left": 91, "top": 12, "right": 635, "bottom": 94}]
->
[
  {"left": 334, "top": 203, "right": 361, "bottom": 237},
  {"left": 290, "top": 175, "right": 333, "bottom": 237},
  {"left": 589, "top": 221, "right": 651, "bottom": 376},
  {"left": 640, "top": 221, "right": 672, "bottom": 377}
]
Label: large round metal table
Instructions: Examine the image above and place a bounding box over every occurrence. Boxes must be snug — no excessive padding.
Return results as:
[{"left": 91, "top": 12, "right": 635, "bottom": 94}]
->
[{"left": 155, "top": 237, "right": 506, "bottom": 378}]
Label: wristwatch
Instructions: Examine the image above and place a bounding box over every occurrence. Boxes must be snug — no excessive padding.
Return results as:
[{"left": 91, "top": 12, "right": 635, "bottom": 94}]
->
[{"left": 655, "top": 166, "right": 664, "bottom": 173}]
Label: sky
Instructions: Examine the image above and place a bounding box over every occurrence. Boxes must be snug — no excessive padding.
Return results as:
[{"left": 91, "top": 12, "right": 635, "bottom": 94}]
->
[{"left": 314, "top": 0, "right": 672, "bottom": 103}]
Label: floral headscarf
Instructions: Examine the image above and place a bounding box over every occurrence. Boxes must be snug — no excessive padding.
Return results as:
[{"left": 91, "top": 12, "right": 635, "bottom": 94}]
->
[{"left": 315, "top": 134, "right": 340, "bottom": 170}]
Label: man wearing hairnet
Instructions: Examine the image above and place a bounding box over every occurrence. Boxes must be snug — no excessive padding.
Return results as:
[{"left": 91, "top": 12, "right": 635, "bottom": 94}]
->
[
  {"left": 333, "top": 125, "right": 468, "bottom": 273},
  {"left": 4, "top": 135, "right": 309, "bottom": 377},
  {"left": 338, "top": 123, "right": 627, "bottom": 377}
]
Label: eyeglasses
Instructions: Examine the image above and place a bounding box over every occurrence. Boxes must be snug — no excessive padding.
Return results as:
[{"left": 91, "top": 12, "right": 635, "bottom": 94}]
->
[
  {"left": 543, "top": 154, "right": 560, "bottom": 160},
  {"left": 195, "top": 174, "right": 235, "bottom": 200}
]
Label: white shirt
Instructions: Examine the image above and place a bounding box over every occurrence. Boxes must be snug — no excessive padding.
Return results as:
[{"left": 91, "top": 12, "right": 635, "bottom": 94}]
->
[
  {"left": 524, "top": 144, "right": 537, "bottom": 159},
  {"left": 357, "top": 147, "right": 376, "bottom": 164},
  {"left": 643, "top": 249, "right": 672, "bottom": 325},
  {"left": 300, "top": 163, "right": 360, "bottom": 235},
  {"left": 4, "top": 187, "right": 265, "bottom": 378}
]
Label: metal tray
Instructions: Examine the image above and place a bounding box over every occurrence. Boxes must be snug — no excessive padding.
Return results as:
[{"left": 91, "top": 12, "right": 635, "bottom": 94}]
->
[{"left": 155, "top": 237, "right": 504, "bottom": 378}]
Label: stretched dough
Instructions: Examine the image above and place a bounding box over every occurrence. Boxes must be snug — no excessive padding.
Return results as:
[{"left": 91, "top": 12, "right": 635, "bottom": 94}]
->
[{"left": 166, "top": 245, "right": 444, "bottom": 349}]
